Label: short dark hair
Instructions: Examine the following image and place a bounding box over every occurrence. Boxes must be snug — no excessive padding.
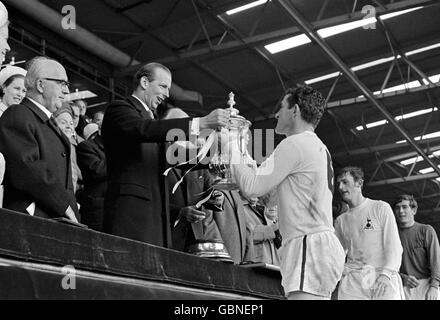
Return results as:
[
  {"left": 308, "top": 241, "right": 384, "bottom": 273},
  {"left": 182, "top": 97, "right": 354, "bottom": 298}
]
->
[
  {"left": 393, "top": 194, "right": 418, "bottom": 210},
  {"left": 133, "top": 62, "right": 171, "bottom": 90},
  {"left": 338, "top": 166, "right": 364, "bottom": 188},
  {"left": 285, "top": 85, "right": 326, "bottom": 126}
]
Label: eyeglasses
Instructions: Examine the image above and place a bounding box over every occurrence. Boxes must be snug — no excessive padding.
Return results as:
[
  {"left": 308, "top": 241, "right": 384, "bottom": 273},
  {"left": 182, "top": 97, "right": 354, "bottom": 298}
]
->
[{"left": 42, "top": 78, "right": 70, "bottom": 88}]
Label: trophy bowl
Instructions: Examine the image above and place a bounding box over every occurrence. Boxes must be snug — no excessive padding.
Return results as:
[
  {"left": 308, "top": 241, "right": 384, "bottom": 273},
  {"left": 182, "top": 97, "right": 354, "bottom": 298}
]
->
[
  {"left": 186, "top": 239, "right": 234, "bottom": 263},
  {"left": 209, "top": 92, "right": 252, "bottom": 190}
]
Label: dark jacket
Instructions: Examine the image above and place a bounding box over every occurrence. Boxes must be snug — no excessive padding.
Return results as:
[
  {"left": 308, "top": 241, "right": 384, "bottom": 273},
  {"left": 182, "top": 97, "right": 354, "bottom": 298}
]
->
[
  {"left": 76, "top": 134, "right": 107, "bottom": 231},
  {"left": 101, "top": 96, "right": 191, "bottom": 245},
  {"left": 0, "top": 98, "right": 78, "bottom": 219},
  {"left": 168, "top": 168, "right": 223, "bottom": 251}
]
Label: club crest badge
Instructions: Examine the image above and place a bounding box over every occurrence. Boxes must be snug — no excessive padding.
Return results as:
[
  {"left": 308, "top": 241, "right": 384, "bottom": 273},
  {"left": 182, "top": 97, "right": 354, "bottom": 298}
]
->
[{"left": 364, "top": 217, "right": 374, "bottom": 230}]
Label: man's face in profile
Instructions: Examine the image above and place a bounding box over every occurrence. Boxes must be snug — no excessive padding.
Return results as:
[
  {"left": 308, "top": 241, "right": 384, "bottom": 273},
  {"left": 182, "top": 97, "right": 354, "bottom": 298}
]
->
[
  {"left": 71, "top": 105, "right": 80, "bottom": 128},
  {"left": 0, "top": 25, "right": 10, "bottom": 64},
  {"left": 143, "top": 68, "right": 171, "bottom": 110}
]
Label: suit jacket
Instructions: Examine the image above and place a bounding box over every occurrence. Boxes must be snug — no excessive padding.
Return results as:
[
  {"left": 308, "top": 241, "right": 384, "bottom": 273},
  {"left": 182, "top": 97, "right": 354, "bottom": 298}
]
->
[
  {"left": 168, "top": 168, "right": 224, "bottom": 251},
  {"left": 76, "top": 134, "right": 107, "bottom": 231},
  {"left": 76, "top": 115, "right": 90, "bottom": 138},
  {"left": 214, "top": 190, "right": 247, "bottom": 264},
  {"left": 101, "top": 96, "right": 191, "bottom": 245},
  {"left": 0, "top": 98, "right": 78, "bottom": 219},
  {"left": 242, "top": 202, "right": 280, "bottom": 265}
]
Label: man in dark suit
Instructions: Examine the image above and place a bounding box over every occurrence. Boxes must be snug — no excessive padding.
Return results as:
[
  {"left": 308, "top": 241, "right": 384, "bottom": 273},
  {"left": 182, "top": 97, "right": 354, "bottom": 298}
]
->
[
  {"left": 102, "top": 62, "right": 230, "bottom": 246},
  {"left": 0, "top": 56, "right": 78, "bottom": 222},
  {"left": 77, "top": 124, "right": 106, "bottom": 231},
  {"left": 72, "top": 99, "right": 90, "bottom": 138}
]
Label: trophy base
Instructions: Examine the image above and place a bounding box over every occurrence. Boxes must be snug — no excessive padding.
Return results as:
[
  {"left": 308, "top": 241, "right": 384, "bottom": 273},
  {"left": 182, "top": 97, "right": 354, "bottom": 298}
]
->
[
  {"left": 213, "top": 179, "right": 239, "bottom": 190},
  {"left": 186, "top": 240, "right": 234, "bottom": 263}
]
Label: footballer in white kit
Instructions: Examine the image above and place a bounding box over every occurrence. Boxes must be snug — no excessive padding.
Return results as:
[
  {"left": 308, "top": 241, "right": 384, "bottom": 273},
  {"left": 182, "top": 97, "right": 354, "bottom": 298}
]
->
[
  {"left": 335, "top": 167, "right": 404, "bottom": 300},
  {"left": 230, "top": 85, "right": 345, "bottom": 300}
]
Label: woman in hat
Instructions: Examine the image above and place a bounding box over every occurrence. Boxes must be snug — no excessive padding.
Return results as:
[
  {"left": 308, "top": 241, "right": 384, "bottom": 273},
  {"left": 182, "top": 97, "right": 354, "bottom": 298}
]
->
[{"left": 0, "top": 65, "right": 27, "bottom": 117}]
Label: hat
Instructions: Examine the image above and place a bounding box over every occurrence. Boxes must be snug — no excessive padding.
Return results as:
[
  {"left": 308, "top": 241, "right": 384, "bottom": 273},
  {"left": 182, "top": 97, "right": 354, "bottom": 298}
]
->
[
  {"left": 53, "top": 104, "right": 73, "bottom": 118},
  {"left": 0, "top": 65, "right": 27, "bottom": 86},
  {"left": 83, "top": 123, "right": 99, "bottom": 140}
]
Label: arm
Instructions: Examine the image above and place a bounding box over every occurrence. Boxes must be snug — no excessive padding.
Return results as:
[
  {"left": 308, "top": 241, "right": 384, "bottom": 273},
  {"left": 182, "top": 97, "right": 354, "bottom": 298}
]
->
[
  {"left": 76, "top": 141, "right": 107, "bottom": 181},
  {"left": 104, "top": 101, "right": 191, "bottom": 143},
  {"left": 334, "top": 216, "right": 348, "bottom": 254},
  {"left": 371, "top": 205, "right": 403, "bottom": 299},
  {"left": 379, "top": 202, "right": 403, "bottom": 278},
  {"left": 425, "top": 225, "right": 440, "bottom": 288},
  {"left": 231, "top": 139, "right": 300, "bottom": 198}
]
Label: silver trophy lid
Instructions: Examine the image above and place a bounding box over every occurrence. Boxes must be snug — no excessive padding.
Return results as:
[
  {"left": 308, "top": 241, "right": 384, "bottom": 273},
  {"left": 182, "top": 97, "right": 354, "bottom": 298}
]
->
[{"left": 226, "top": 92, "right": 251, "bottom": 129}]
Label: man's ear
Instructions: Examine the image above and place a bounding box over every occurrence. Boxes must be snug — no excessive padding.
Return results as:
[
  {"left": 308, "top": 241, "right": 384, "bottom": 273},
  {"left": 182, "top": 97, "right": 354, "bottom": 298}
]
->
[
  {"left": 291, "top": 103, "right": 299, "bottom": 119},
  {"left": 140, "top": 76, "right": 149, "bottom": 90},
  {"left": 357, "top": 178, "right": 364, "bottom": 189},
  {"left": 36, "top": 79, "right": 44, "bottom": 94}
]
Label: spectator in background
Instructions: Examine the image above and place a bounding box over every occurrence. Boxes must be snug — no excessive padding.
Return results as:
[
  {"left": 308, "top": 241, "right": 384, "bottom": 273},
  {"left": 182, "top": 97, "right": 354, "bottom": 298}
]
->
[
  {"left": 0, "top": 56, "right": 78, "bottom": 222},
  {"left": 69, "top": 102, "right": 85, "bottom": 144},
  {"left": 92, "top": 111, "right": 104, "bottom": 132},
  {"left": 72, "top": 99, "right": 90, "bottom": 137},
  {"left": 393, "top": 194, "right": 440, "bottom": 300},
  {"left": 334, "top": 166, "right": 404, "bottom": 300},
  {"left": 0, "top": 65, "right": 27, "bottom": 117},
  {"left": 83, "top": 122, "right": 99, "bottom": 141},
  {"left": 53, "top": 104, "right": 82, "bottom": 194},
  {"left": 159, "top": 106, "right": 228, "bottom": 257},
  {"left": 242, "top": 193, "right": 281, "bottom": 266},
  {"left": 77, "top": 123, "right": 106, "bottom": 231},
  {"left": 212, "top": 189, "right": 248, "bottom": 264},
  {"left": 0, "top": 1, "right": 11, "bottom": 207}
]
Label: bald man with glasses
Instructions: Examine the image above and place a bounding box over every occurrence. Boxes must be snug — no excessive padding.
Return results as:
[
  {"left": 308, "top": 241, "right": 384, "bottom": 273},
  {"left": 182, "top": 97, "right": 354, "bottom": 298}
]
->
[{"left": 0, "top": 56, "right": 79, "bottom": 222}]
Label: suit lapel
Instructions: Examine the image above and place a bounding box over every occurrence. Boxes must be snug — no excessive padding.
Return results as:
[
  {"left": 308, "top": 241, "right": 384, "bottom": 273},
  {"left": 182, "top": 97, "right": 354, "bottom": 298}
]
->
[
  {"left": 246, "top": 203, "right": 266, "bottom": 223},
  {"left": 23, "top": 98, "right": 71, "bottom": 149},
  {"left": 48, "top": 117, "right": 71, "bottom": 149},
  {"left": 127, "top": 96, "right": 154, "bottom": 119}
]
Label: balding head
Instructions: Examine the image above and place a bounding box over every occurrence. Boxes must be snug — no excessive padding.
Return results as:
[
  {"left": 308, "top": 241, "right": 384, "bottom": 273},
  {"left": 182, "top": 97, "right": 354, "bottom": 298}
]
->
[{"left": 25, "top": 56, "right": 69, "bottom": 113}]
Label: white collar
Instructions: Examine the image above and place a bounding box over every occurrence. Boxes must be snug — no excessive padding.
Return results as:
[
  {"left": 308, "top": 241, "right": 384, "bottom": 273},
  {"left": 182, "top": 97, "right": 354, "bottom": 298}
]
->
[
  {"left": 27, "top": 97, "right": 52, "bottom": 119},
  {"left": 131, "top": 94, "right": 152, "bottom": 114}
]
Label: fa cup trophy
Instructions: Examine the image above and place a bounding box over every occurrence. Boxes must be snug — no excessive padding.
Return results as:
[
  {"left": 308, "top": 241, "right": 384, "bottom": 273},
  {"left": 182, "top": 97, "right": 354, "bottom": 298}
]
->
[{"left": 209, "top": 92, "right": 252, "bottom": 190}]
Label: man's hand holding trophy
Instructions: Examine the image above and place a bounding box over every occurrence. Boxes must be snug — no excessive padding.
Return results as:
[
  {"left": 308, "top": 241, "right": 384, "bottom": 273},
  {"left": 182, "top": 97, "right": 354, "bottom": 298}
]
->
[
  {"left": 163, "top": 92, "right": 252, "bottom": 191},
  {"left": 208, "top": 92, "right": 253, "bottom": 190}
]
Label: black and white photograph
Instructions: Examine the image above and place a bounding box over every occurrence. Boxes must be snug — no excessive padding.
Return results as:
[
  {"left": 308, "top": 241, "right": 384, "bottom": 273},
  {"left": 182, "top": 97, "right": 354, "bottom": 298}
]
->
[{"left": 0, "top": 0, "right": 439, "bottom": 307}]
